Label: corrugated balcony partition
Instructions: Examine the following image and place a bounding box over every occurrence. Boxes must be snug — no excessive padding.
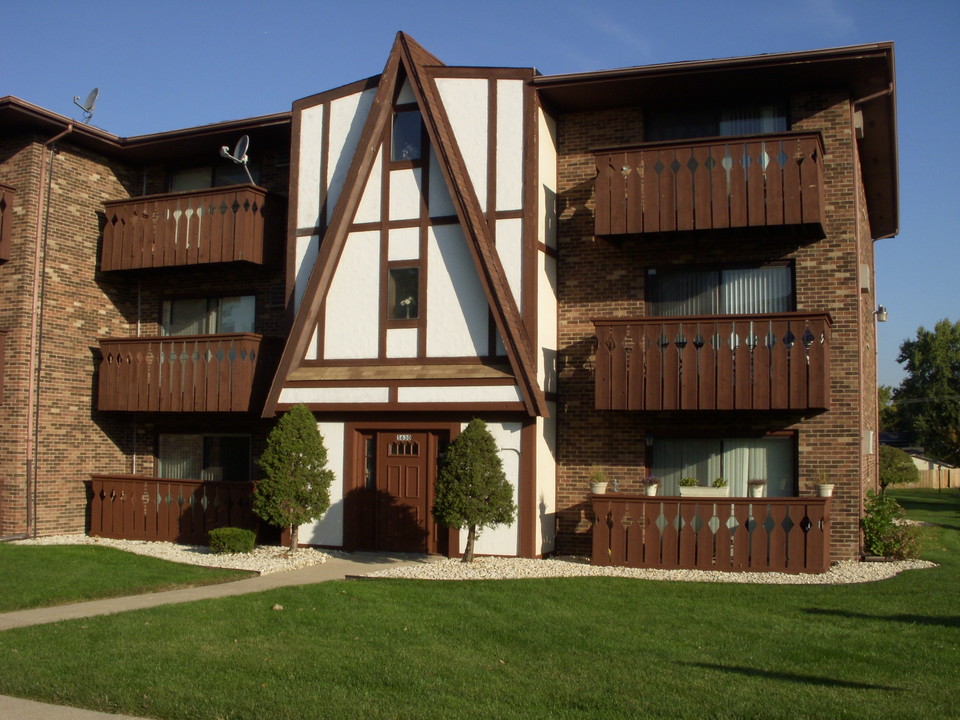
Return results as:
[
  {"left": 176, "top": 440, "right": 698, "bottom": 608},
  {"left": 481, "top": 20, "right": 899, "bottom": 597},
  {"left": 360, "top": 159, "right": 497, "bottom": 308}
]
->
[
  {"left": 101, "top": 184, "right": 270, "bottom": 271},
  {"left": 594, "top": 132, "right": 825, "bottom": 236},
  {"left": 591, "top": 494, "right": 831, "bottom": 574},
  {"left": 88, "top": 475, "right": 257, "bottom": 545},
  {"left": 97, "top": 333, "right": 274, "bottom": 412},
  {"left": 594, "top": 313, "right": 831, "bottom": 411},
  {"left": 0, "top": 183, "right": 14, "bottom": 263}
]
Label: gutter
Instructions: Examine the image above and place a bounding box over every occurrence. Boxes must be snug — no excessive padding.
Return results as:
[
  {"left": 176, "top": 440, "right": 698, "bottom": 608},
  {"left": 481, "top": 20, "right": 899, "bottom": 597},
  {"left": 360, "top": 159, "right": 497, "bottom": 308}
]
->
[{"left": 25, "top": 123, "right": 73, "bottom": 536}]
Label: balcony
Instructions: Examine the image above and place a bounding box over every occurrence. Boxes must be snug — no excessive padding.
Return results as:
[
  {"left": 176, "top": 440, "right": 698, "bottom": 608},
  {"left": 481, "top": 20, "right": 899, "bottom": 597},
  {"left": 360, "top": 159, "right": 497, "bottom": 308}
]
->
[
  {"left": 594, "top": 313, "right": 831, "bottom": 412},
  {"left": 594, "top": 132, "right": 825, "bottom": 237},
  {"left": 0, "top": 183, "right": 14, "bottom": 263},
  {"left": 101, "top": 184, "right": 272, "bottom": 271},
  {"left": 591, "top": 494, "right": 831, "bottom": 574},
  {"left": 97, "top": 333, "right": 275, "bottom": 412}
]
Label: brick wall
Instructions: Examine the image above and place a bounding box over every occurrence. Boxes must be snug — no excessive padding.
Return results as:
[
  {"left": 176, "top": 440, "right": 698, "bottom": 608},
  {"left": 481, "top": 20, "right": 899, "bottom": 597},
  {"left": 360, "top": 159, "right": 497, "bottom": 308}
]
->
[{"left": 554, "top": 92, "right": 872, "bottom": 560}]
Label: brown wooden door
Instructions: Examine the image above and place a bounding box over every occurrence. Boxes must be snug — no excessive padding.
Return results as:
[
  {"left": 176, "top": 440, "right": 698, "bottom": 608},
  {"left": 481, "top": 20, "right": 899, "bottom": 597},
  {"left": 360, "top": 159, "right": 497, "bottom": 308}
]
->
[{"left": 377, "top": 431, "right": 430, "bottom": 552}]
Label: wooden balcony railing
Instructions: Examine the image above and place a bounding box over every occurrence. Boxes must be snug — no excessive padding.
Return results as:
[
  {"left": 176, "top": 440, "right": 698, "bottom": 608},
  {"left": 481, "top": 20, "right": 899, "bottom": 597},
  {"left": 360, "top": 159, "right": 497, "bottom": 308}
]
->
[
  {"left": 594, "top": 132, "right": 825, "bottom": 236},
  {"left": 0, "top": 183, "right": 15, "bottom": 263},
  {"left": 88, "top": 474, "right": 257, "bottom": 545},
  {"left": 97, "top": 333, "right": 275, "bottom": 412},
  {"left": 594, "top": 313, "right": 831, "bottom": 411},
  {"left": 101, "top": 184, "right": 271, "bottom": 271},
  {"left": 591, "top": 494, "right": 831, "bottom": 574}
]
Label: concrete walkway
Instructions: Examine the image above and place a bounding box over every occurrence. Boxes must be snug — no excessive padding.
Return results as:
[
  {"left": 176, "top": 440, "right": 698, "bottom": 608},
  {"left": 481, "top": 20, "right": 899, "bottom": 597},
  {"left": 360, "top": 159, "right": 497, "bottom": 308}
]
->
[{"left": 0, "top": 552, "right": 423, "bottom": 719}]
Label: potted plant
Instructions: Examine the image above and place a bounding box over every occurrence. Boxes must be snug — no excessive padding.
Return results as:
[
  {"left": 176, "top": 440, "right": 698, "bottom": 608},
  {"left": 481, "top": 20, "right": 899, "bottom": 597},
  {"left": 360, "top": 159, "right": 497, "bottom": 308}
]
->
[
  {"left": 747, "top": 479, "right": 767, "bottom": 498},
  {"left": 589, "top": 466, "right": 608, "bottom": 494},
  {"left": 816, "top": 470, "right": 834, "bottom": 497},
  {"left": 644, "top": 475, "right": 660, "bottom": 496},
  {"left": 679, "top": 476, "right": 730, "bottom": 498}
]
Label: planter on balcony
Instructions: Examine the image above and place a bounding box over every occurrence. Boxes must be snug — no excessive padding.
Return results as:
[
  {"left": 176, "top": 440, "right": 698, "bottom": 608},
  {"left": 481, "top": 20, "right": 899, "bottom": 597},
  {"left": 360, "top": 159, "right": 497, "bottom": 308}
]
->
[{"left": 679, "top": 486, "right": 730, "bottom": 498}]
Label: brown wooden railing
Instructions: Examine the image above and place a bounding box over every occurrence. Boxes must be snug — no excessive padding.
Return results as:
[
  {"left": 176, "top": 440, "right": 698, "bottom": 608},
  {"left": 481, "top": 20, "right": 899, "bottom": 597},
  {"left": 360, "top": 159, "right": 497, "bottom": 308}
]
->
[
  {"left": 101, "top": 184, "right": 270, "bottom": 271},
  {"left": 594, "top": 132, "right": 825, "bottom": 236},
  {"left": 97, "top": 333, "right": 274, "bottom": 412},
  {"left": 594, "top": 313, "right": 831, "bottom": 411},
  {"left": 0, "top": 183, "right": 15, "bottom": 263},
  {"left": 88, "top": 474, "right": 257, "bottom": 545},
  {"left": 591, "top": 494, "right": 831, "bottom": 574}
]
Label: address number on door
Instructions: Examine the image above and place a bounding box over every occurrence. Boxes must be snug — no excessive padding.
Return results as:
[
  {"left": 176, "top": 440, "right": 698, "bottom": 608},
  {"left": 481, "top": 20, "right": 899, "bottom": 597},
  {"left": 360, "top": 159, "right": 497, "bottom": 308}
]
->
[{"left": 396, "top": 434, "right": 413, "bottom": 442}]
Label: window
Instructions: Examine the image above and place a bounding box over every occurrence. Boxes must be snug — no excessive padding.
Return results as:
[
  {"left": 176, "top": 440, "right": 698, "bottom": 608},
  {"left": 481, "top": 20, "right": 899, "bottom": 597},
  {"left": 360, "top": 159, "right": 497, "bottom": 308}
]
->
[
  {"left": 161, "top": 295, "right": 255, "bottom": 336},
  {"left": 157, "top": 434, "right": 251, "bottom": 482},
  {"left": 652, "top": 437, "right": 794, "bottom": 497},
  {"left": 647, "top": 266, "right": 793, "bottom": 316},
  {"left": 392, "top": 110, "right": 423, "bottom": 162},
  {"left": 646, "top": 103, "right": 787, "bottom": 142},
  {"left": 388, "top": 267, "right": 419, "bottom": 320},
  {"left": 169, "top": 163, "right": 260, "bottom": 192}
]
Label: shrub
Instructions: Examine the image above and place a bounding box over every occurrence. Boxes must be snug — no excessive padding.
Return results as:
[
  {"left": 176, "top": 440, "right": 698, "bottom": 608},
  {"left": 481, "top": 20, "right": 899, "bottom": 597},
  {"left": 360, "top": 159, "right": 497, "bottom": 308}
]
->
[
  {"left": 879, "top": 444, "right": 920, "bottom": 490},
  {"left": 208, "top": 527, "right": 256, "bottom": 554},
  {"left": 679, "top": 477, "right": 699, "bottom": 487},
  {"left": 860, "top": 490, "right": 921, "bottom": 559},
  {"left": 255, "top": 404, "right": 335, "bottom": 552}
]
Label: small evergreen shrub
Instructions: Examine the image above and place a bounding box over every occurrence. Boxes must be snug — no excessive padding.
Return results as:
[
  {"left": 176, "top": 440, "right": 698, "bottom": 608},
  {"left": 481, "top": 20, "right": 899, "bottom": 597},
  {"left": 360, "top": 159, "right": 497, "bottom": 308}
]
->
[
  {"left": 208, "top": 527, "right": 256, "bottom": 554},
  {"left": 860, "top": 490, "right": 921, "bottom": 559},
  {"left": 879, "top": 445, "right": 920, "bottom": 490}
]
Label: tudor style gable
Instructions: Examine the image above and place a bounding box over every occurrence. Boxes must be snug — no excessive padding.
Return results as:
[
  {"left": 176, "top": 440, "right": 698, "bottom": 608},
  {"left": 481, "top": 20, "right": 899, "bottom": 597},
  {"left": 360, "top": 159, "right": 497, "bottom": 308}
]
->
[{"left": 264, "top": 33, "right": 551, "bottom": 417}]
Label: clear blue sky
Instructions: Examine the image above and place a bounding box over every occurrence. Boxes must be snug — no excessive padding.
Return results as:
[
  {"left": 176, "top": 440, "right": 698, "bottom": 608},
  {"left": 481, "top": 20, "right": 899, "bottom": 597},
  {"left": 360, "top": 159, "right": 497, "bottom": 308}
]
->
[{"left": 4, "top": 0, "right": 957, "bottom": 388}]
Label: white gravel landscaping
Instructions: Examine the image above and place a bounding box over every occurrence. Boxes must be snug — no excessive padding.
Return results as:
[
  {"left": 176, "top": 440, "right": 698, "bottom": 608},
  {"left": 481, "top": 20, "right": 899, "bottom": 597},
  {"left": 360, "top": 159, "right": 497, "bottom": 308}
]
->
[{"left": 11, "top": 534, "right": 936, "bottom": 584}]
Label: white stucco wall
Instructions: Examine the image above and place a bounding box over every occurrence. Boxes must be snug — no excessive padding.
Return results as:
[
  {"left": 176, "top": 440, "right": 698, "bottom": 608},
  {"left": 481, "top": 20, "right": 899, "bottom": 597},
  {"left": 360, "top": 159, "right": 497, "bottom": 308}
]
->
[
  {"left": 389, "top": 168, "right": 423, "bottom": 221},
  {"left": 536, "top": 406, "right": 557, "bottom": 555},
  {"left": 496, "top": 79, "right": 524, "bottom": 212},
  {"left": 297, "top": 105, "right": 325, "bottom": 228},
  {"left": 435, "top": 77, "right": 488, "bottom": 212},
  {"left": 460, "top": 420, "right": 522, "bottom": 556},
  {"left": 426, "top": 224, "right": 487, "bottom": 357},
  {"left": 396, "top": 385, "right": 522, "bottom": 404},
  {"left": 495, "top": 217, "right": 523, "bottom": 308},
  {"left": 297, "top": 421, "right": 345, "bottom": 547},
  {"left": 354, "top": 147, "right": 383, "bottom": 224},
  {"left": 327, "top": 89, "right": 376, "bottom": 212},
  {"left": 324, "top": 230, "right": 380, "bottom": 359},
  {"left": 279, "top": 387, "right": 390, "bottom": 404}
]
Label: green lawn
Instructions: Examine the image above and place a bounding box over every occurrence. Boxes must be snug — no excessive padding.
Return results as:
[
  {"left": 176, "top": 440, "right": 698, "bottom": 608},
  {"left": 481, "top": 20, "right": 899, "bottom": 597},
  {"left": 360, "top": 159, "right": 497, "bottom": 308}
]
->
[
  {"left": 0, "top": 544, "right": 252, "bottom": 612},
  {"left": 0, "top": 490, "right": 957, "bottom": 720}
]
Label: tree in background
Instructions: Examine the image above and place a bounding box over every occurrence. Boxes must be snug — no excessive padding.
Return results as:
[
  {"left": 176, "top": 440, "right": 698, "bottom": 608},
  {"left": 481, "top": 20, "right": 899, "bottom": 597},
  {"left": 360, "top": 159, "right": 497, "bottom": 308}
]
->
[
  {"left": 878, "top": 385, "right": 903, "bottom": 432},
  {"left": 433, "top": 419, "right": 516, "bottom": 563},
  {"left": 254, "top": 404, "right": 334, "bottom": 551},
  {"left": 878, "top": 444, "right": 919, "bottom": 491},
  {"left": 893, "top": 319, "right": 960, "bottom": 465}
]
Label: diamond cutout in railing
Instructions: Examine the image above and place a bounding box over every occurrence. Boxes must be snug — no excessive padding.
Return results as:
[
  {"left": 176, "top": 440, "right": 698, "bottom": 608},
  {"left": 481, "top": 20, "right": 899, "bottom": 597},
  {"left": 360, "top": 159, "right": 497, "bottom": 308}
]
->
[
  {"left": 217, "top": 348, "right": 225, "bottom": 362},
  {"left": 740, "top": 152, "right": 752, "bottom": 170},
  {"left": 802, "top": 329, "right": 815, "bottom": 348},
  {"left": 231, "top": 200, "right": 241, "bottom": 213},
  {"left": 693, "top": 333, "right": 705, "bottom": 349},
  {"left": 228, "top": 348, "right": 237, "bottom": 362},
  {"left": 800, "top": 516, "right": 813, "bottom": 533},
  {"left": 766, "top": 331, "right": 778, "bottom": 348},
  {"left": 243, "top": 199, "right": 251, "bottom": 211},
  {"left": 721, "top": 154, "right": 733, "bottom": 172},
  {"left": 192, "top": 350, "right": 200, "bottom": 362},
  {"left": 704, "top": 155, "right": 716, "bottom": 170},
  {"left": 654, "top": 160, "right": 665, "bottom": 175},
  {"left": 605, "top": 336, "right": 618, "bottom": 352},
  {"left": 621, "top": 165, "right": 631, "bottom": 178},
  {"left": 759, "top": 144, "right": 770, "bottom": 170},
  {"left": 219, "top": 202, "right": 229, "bottom": 215},
  {"left": 687, "top": 156, "right": 699, "bottom": 173},
  {"left": 670, "top": 159, "right": 681, "bottom": 174},
  {"left": 777, "top": 149, "right": 789, "bottom": 167},
  {"left": 658, "top": 332, "right": 670, "bottom": 349},
  {"left": 205, "top": 349, "right": 214, "bottom": 363},
  {"left": 239, "top": 348, "right": 248, "bottom": 361},
  {"left": 783, "top": 330, "right": 796, "bottom": 349},
  {"left": 159, "top": 350, "right": 166, "bottom": 364},
  {"left": 249, "top": 349, "right": 257, "bottom": 361}
]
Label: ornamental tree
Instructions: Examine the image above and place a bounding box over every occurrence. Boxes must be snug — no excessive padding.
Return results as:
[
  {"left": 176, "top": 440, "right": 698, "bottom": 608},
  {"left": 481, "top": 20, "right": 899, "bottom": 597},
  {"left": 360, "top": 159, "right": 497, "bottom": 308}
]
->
[
  {"left": 878, "top": 444, "right": 919, "bottom": 491},
  {"left": 254, "top": 404, "right": 334, "bottom": 551},
  {"left": 433, "top": 419, "right": 516, "bottom": 563}
]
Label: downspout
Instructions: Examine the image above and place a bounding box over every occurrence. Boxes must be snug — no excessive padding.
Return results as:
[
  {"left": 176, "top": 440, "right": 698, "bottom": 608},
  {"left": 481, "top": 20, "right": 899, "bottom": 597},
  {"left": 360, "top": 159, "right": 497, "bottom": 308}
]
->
[{"left": 25, "top": 123, "right": 73, "bottom": 537}]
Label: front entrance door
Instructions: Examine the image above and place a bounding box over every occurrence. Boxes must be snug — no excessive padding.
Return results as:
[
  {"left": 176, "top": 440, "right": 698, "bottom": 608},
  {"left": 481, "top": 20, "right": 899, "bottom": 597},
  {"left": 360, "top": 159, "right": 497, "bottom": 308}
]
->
[{"left": 377, "top": 431, "right": 429, "bottom": 552}]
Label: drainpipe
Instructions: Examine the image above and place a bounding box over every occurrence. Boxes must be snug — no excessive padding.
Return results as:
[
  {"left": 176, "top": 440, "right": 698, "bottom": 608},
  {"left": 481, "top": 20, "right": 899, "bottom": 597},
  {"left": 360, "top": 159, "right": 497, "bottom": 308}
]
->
[{"left": 25, "top": 123, "right": 73, "bottom": 537}]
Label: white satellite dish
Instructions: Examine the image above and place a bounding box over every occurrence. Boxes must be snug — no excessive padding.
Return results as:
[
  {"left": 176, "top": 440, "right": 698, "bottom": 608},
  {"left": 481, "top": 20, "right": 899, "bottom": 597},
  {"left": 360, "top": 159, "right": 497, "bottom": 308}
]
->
[
  {"left": 219, "top": 134, "right": 255, "bottom": 184},
  {"left": 73, "top": 88, "right": 99, "bottom": 124}
]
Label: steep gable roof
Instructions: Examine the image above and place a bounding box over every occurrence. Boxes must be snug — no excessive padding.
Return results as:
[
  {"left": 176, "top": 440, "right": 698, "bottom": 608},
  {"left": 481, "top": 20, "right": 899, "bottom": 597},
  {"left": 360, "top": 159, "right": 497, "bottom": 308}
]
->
[{"left": 263, "top": 32, "right": 548, "bottom": 417}]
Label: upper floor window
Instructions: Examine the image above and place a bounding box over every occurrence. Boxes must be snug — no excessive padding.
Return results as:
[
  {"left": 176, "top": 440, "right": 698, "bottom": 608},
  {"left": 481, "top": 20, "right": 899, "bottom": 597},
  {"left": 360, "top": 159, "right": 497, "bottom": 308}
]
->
[
  {"left": 388, "top": 266, "right": 419, "bottom": 321},
  {"left": 647, "top": 265, "right": 793, "bottom": 317},
  {"left": 392, "top": 110, "right": 423, "bottom": 162},
  {"left": 161, "top": 295, "right": 255, "bottom": 336},
  {"left": 646, "top": 103, "right": 787, "bottom": 142},
  {"left": 169, "top": 163, "right": 260, "bottom": 193}
]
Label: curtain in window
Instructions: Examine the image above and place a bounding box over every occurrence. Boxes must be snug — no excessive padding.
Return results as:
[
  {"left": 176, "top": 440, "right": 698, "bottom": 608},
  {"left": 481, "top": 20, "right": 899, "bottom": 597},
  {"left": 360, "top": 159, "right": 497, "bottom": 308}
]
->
[
  {"left": 720, "top": 267, "right": 792, "bottom": 314},
  {"left": 650, "top": 270, "right": 718, "bottom": 316},
  {"left": 653, "top": 437, "right": 793, "bottom": 496},
  {"left": 218, "top": 296, "right": 256, "bottom": 333},
  {"left": 162, "top": 298, "right": 211, "bottom": 336},
  {"left": 653, "top": 439, "right": 722, "bottom": 495},
  {"left": 157, "top": 435, "right": 202, "bottom": 480},
  {"left": 719, "top": 105, "right": 786, "bottom": 136}
]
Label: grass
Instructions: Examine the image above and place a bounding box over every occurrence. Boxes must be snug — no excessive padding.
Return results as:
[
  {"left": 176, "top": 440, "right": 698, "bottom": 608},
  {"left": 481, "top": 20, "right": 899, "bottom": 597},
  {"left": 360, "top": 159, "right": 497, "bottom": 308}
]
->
[
  {"left": 0, "top": 544, "right": 253, "bottom": 612},
  {"left": 0, "top": 490, "right": 957, "bottom": 720}
]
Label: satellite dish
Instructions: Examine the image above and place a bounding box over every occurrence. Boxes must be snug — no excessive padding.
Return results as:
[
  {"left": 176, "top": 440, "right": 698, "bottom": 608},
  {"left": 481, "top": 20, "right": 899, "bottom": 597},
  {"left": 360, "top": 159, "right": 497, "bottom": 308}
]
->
[
  {"left": 73, "top": 88, "right": 99, "bottom": 124},
  {"left": 219, "top": 134, "right": 255, "bottom": 184}
]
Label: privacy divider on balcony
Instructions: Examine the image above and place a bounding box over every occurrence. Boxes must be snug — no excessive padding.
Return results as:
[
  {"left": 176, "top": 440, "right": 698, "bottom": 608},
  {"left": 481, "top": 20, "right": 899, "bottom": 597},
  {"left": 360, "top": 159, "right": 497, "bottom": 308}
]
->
[
  {"left": 101, "top": 184, "right": 269, "bottom": 271},
  {"left": 591, "top": 494, "right": 831, "bottom": 574},
  {"left": 594, "top": 313, "right": 831, "bottom": 411},
  {"left": 88, "top": 475, "right": 257, "bottom": 545},
  {"left": 594, "top": 132, "right": 825, "bottom": 236},
  {"left": 0, "top": 183, "right": 15, "bottom": 263},
  {"left": 98, "top": 333, "right": 271, "bottom": 412}
]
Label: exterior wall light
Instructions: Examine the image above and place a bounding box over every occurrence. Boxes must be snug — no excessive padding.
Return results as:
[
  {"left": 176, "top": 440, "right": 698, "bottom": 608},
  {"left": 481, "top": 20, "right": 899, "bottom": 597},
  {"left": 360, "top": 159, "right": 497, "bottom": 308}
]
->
[{"left": 875, "top": 305, "right": 888, "bottom": 322}]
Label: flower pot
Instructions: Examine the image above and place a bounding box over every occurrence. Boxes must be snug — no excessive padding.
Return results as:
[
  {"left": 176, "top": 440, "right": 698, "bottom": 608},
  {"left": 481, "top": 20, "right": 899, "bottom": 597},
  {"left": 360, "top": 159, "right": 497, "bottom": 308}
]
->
[
  {"left": 591, "top": 482, "right": 608, "bottom": 494},
  {"left": 645, "top": 484, "right": 659, "bottom": 496},
  {"left": 679, "top": 486, "right": 729, "bottom": 498},
  {"left": 817, "top": 484, "right": 835, "bottom": 497},
  {"left": 749, "top": 484, "right": 766, "bottom": 498}
]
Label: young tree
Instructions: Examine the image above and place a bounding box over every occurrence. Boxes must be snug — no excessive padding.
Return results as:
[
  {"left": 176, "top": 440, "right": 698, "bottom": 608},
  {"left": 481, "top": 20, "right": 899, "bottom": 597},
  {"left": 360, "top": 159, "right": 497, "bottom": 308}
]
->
[
  {"left": 878, "top": 444, "right": 919, "bottom": 491},
  {"left": 894, "top": 319, "right": 960, "bottom": 464},
  {"left": 254, "top": 404, "right": 334, "bottom": 551},
  {"left": 433, "top": 419, "right": 516, "bottom": 563}
]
